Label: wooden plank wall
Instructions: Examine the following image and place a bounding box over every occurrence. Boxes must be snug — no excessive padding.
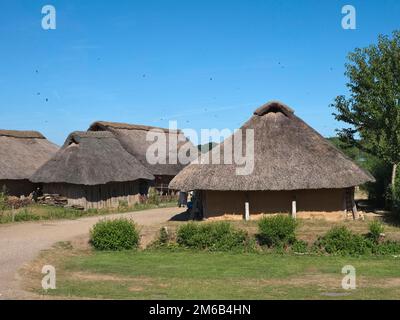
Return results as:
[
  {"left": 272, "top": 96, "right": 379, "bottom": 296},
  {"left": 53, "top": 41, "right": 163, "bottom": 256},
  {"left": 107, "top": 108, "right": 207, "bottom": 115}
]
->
[
  {"left": 0, "top": 179, "right": 37, "bottom": 197},
  {"left": 42, "top": 181, "right": 142, "bottom": 210}
]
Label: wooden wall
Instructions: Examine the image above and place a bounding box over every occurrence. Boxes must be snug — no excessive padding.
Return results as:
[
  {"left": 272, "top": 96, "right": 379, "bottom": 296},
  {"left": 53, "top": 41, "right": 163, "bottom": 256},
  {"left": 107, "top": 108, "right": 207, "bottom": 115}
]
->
[
  {"left": 154, "top": 175, "right": 176, "bottom": 195},
  {"left": 202, "top": 189, "right": 347, "bottom": 219},
  {"left": 42, "top": 180, "right": 144, "bottom": 210},
  {"left": 0, "top": 179, "right": 36, "bottom": 197}
]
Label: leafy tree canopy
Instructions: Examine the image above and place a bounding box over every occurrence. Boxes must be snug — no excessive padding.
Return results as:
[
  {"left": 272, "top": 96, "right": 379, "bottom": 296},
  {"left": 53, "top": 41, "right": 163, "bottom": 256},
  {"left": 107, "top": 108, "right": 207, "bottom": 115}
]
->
[{"left": 331, "top": 30, "right": 400, "bottom": 165}]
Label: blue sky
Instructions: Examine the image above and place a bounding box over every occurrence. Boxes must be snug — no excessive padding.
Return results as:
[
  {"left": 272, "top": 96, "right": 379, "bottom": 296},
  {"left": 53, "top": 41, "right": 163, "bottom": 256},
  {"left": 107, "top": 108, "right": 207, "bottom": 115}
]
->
[{"left": 1, "top": 0, "right": 399, "bottom": 145}]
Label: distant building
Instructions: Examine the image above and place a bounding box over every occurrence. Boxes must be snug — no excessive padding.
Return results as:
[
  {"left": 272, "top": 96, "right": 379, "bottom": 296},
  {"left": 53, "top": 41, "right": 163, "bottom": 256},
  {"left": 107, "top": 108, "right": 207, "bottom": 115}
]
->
[
  {"left": 88, "top": 121, "right": 197, "bottom": 194},
  {"left": 30, "top": 131, "right": 154, "bottom": 210},
  {"left": 0, "top": 130, "right": 58, "bottom": 196}
]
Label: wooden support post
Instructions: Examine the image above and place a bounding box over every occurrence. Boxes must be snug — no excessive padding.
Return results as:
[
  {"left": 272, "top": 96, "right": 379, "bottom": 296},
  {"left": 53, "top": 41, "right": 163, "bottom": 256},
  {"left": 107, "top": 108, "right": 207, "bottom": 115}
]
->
[
  {"left": 343, "top": 191, "right": 348, "bottom": 215},
  {"left": 245, "top": 202, "right": 250, "bottom": 221},
  {"left": 291, "top": 199, "right": 297, "bottom": 219},
  {"left": 351, "top": 188, "right": 359, "bottom": 220}
]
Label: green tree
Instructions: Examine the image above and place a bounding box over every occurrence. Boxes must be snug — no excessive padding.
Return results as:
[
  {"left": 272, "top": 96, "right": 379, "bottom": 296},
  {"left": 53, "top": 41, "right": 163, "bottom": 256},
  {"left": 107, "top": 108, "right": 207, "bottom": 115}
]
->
[{"left": 331, "top": 30, "right": 400, "bottom": 207}]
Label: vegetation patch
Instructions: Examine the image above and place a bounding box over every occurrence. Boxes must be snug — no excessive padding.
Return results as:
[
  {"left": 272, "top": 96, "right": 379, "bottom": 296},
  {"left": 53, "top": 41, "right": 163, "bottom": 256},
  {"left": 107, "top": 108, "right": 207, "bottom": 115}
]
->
[
  {"left": 313, "top": 223, "right": 400, "bottom": 256},
  {"left": 90, "top": 218, "right": 140, "bottom": 251},
  {"left": 176, "top": 221, "right": 254, "bottom": 252},
  {"left": 257, "top": 215, "right": 298, "bottom": 247},
  {"left": 0, "top": 200, "right": 177, "bottom": 224},
  {"left": 147, "top": 218, "right": 400, "bottom": 257}
]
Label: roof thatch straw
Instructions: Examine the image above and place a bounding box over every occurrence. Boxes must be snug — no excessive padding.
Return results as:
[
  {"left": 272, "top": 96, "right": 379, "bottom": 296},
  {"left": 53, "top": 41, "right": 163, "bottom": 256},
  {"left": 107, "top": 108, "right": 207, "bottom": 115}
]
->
[
  {"left": 30, "top": 131, "right": 154, "bottom": 185},
  {"left": 169, "top": 101, "right": 375, "bottom": 191},
  {"left": 88, "top": 121, "right": 197, "bottom": 176},
  {"left": 0, "top": 130, "right": 58, "bottom": 180}
]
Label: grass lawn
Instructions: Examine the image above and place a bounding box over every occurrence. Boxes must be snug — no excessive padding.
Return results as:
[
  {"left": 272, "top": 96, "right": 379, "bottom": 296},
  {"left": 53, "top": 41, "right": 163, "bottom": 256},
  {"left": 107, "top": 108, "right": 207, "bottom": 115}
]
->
[
  {"left": 0, "top": 201, "right": 177, "bottom": 224},
  {"left": 21, "top": 214, "right": 400, "bottom": 300},
  {"left": 25, "top": 244, "right": 400, "bottom": 300}
]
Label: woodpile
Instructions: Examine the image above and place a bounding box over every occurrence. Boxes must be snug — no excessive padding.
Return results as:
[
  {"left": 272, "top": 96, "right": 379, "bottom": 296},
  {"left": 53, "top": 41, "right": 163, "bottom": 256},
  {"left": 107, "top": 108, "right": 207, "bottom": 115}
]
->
[
  {"left": 37, "top": 194, "right": 68, "bottom": 207},
  {"left": 6, "top": 196, "right": 32, "bottom": 209}
]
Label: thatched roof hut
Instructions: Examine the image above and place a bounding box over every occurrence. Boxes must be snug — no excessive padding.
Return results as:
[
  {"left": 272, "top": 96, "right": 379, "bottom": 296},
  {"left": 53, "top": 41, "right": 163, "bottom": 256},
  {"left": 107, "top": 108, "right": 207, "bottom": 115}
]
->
[
  {"left": 88, "top": 121, "right": 197, "bottom": 193},
  {"left": 170, "top": 101, "right": 375, "bottom": 220},
  {"left": 0, "top": 130, "right": 58, "bottom": 196},
  {"left": 31, "top": 131, "right": 154, "bottom": 209}
]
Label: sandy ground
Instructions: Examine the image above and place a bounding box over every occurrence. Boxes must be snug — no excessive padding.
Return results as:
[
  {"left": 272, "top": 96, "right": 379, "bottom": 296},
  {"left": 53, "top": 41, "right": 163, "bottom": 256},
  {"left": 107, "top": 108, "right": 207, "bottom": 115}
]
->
[{"left": 0, "top": 206, "right": 183, "bottom": 300}]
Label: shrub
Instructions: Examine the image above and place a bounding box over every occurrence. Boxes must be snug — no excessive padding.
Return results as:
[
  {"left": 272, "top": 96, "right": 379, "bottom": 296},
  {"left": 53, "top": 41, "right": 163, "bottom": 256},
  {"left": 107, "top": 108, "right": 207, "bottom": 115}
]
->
[
  {"left": 313, "top": 225, "right": 400, "bottom": 256},
  {"left": 0, "top": 192, "right": 8, "bottom": 211},
  {"left": 372, "top": 241, "right": 400, "bottom": 255},
  {"left": 367, "top": 220, "right": 385, "bottom": 243},
  {"left": 176, "top": 222, "right": 251, "bottom": 251},
  {"left": 257, "top": 215, "right": 297, "bottom": 247},
  {"left": 90, "top": 218, "right": 140, "bottom": 251},
  {"left": 118, "top": 200, "right": 129, "bottom": 211},
  {"left": 314, "top": 226, "right": 373, "bottom": 256},
  {"left": 147, "top": 187, "right": 160, "bottom": 205},
  {"left": 158, "top": 226, "right": 170, "bottom": 244},
  {"left": 14, "top": 208, "right": 40, "bottom": 222},
  {"left": 291, "top": 240, "right": 309, "bottom": 254},
  {"left": 147, "top": 227, "right": 180, "bottom": 250}
]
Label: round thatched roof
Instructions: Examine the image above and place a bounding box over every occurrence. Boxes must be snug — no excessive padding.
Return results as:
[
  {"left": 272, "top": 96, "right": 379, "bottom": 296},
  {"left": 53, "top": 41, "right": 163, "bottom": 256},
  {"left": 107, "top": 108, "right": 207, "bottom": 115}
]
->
[
  {"left": 169, "top": 101, "right": 375, "bottom": 191},
  {"left": 88, "top": 121, "right": 198, "bottom": 176},
  {"left": 0, "top": 130, "right": 58, "bottom": 180},
  {"left": 30, "top": 131, "right": 154, "bottom": 185}
]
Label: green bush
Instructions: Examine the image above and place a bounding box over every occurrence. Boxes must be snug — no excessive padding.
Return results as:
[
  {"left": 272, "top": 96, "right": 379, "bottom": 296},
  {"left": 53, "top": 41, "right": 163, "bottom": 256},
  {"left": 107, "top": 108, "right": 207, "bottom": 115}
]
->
[
  {"left": 291, "top": 240, "right": 309, "bottom": 254},
  {"left": 368, "top": 220, "right": 385, "bottom": 243},
  {"left": 314, "top": 226, "right": 373, "bottom": 256},
  {"left": 176, "top": 222, "right": 251, "bottom": 251},
  {"left": 372, "top": 241, "right": 400, "bottom": 255},
  {"left": 313, "top": 225, "right": 400, "bottom": 256},
  {"left": 0, "top": 192, "right": 8, "bottom": 211},
  {"left": 118, "top": 200, "right": 129, "bottom": 210},
  {"left": 158, "top": 227, "right": 170, "bottom": 244},
  {"left": 147, "top": 227, "right": 181, "bottom": 250},
  {"left": 147, "top": 187, "right": 160, "bottom": 205},
  {"left": 14, "top": 208, "right": 40, "bottom": 222},
  {"left": 90, "top": 218, "right": 140, "bottom": 251},
  {"left": 257, "top": 215, "right": 297, "bottom": 247}
]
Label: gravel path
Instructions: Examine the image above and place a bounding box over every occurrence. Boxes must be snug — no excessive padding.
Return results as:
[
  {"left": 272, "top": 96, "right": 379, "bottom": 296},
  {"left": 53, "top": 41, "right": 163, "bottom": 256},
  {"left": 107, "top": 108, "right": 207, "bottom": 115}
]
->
[{"left": 0, "top": 207, "right": 182, "bottom": 299}]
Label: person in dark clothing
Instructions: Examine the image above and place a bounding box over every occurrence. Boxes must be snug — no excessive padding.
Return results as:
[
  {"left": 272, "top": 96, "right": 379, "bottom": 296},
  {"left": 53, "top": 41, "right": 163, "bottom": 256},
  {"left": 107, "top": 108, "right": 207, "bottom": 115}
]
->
[
  {"left": 32, "top": 187, "right": 43, "bottom": 202},
  {"left": 178, "top": 191, "right": 188, "bottom": 208}
]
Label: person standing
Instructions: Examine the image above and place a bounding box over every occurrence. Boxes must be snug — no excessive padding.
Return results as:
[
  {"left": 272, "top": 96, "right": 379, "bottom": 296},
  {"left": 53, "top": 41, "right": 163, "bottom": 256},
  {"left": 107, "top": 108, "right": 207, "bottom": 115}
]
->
[{"left": 178, "top": 191, "right": 188, "bottom": 208}]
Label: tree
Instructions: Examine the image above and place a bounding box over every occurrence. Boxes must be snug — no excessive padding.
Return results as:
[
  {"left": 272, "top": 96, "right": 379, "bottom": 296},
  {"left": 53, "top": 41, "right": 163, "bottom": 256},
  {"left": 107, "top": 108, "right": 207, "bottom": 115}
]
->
[{"left": 331, "top": 30, "right": 400, "bottom": 206}]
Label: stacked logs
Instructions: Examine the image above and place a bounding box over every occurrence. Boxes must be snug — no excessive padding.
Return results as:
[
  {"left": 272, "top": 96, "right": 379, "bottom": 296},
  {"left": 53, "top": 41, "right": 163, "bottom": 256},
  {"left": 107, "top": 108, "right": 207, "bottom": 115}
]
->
[{"left": 36, "top": 194, "right": 68, "bottom": 206}]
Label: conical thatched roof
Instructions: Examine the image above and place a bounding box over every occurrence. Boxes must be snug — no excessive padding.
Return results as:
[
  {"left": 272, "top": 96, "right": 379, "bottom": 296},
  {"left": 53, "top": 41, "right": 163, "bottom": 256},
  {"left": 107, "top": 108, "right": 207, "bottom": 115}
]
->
[
  {"left": 88, "top": 121, "right": 197, "bottom": 176},
  {"left": 31, "top": 131, "right": 154, "bottom": 185},
  {"left": 0, "top": 130, "right": 58, "bottom": 180},
  {"left": 169, "top": 101, "right": 375, "bottom": 191}
]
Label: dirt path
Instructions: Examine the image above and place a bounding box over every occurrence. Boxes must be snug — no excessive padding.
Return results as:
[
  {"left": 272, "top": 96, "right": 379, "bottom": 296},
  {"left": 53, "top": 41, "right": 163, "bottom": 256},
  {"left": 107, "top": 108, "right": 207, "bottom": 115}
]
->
[{"left": 0, "top": 207, "right": 183, "bottom": 300}]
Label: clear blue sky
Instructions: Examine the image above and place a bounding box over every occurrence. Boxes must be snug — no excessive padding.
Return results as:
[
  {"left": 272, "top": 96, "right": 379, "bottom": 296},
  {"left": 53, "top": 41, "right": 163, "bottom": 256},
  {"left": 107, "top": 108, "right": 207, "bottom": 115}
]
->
[{"left": 1, "top": 0, "right": 399, "bottom": 145}]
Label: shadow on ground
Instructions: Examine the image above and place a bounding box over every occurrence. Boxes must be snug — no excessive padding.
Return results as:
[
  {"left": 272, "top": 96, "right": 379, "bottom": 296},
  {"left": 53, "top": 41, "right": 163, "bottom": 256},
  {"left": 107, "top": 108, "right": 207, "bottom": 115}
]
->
[
  {"left": 357, "top": 199, "right": 400, "bottom": 227},
  {"left": 169, "top": 210, "right": 190, "bottom": 221}
]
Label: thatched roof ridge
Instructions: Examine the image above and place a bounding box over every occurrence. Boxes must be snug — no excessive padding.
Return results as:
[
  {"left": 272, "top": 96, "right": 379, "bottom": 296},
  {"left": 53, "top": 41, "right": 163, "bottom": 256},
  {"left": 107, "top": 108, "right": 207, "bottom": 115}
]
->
[
  {"left": 253, "top": 101, "right": 294, "bottom": 117},
  {"left": 89, "top": 121, "right": 182, "bottom": 134},
  {"left": 88, "top": 121, "right": 198, "bottom": 176},
  {"left": 0, "top": 130, "right": 58, "bottom": 180},
  {"left": 62, "top": 131, "right": 115, "bottom": 147},
  {"left": 0, "top": 130, "right": 45, "bottom": 139},
  {"left": 169, "top": 101, "right": 375, "bottom": 192},
  {"left": 31, "top": 131, "right": 154, "bottom": 185}
]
